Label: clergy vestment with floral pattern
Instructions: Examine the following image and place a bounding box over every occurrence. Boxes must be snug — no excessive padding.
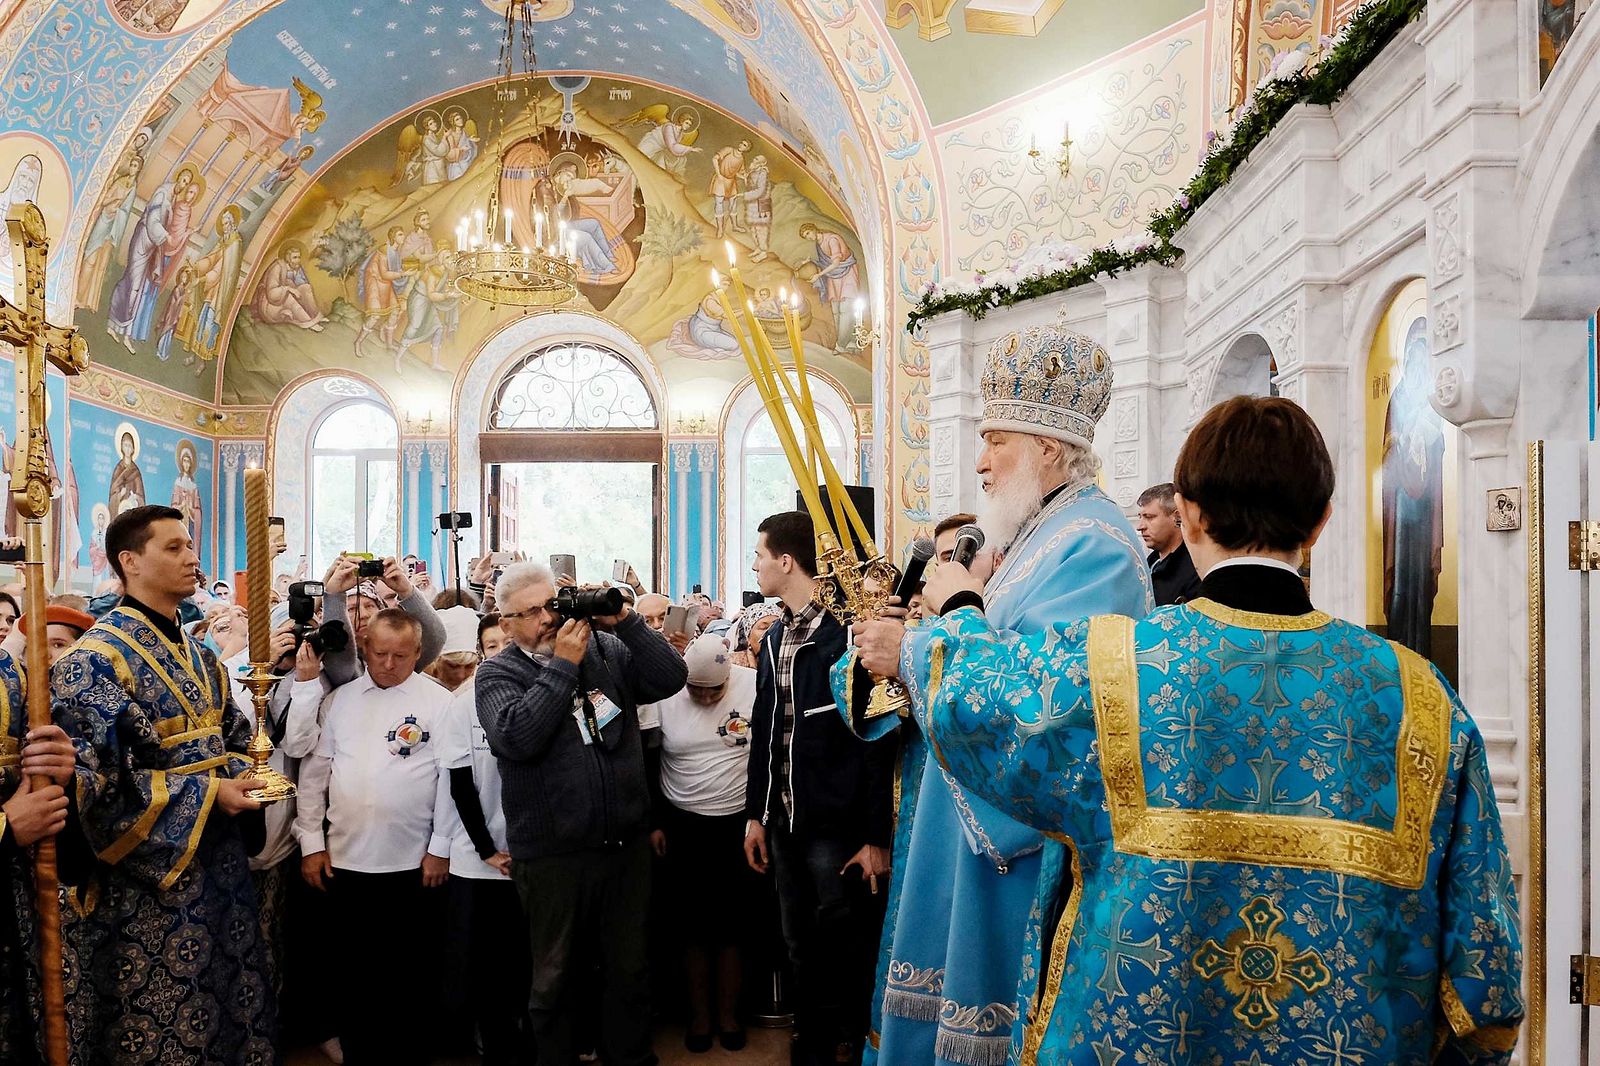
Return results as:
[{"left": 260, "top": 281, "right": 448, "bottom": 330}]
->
[
  {"left": 0, "top": 650, "right": 46, "bottom": 1064},
  {"left": 911, "top": 592, "right": 1523, "bottom": 1065},
  {"left": 54, "top": 605, "right": 276, "bottom": 1065},
  {"left": 835, "top": 481, "right": 1151, "bottom": 1065}
]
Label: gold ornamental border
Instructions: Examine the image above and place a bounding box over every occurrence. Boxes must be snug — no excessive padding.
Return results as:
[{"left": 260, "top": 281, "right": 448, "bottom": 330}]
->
[{"left": 1525, "top": 440, "right": 1545, "bottom": 1066}]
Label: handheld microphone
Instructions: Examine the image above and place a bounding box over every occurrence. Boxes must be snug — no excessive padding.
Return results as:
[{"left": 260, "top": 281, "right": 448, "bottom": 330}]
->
[
  {"left": 890, "top": 538, "right": 934, "bottom": 607},
  {"left": 950, "top": 524, "right": 986, "bottom": 569}
]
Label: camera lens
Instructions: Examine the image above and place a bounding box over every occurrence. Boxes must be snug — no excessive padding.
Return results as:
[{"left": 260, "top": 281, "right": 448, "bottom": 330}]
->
[{"left": 554, "top": 586, "right": 623, "bottom": 619}]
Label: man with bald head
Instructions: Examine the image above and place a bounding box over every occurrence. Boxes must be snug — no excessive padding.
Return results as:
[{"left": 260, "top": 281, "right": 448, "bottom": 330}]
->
[{"left": 295, "top": 609, "right": 453, "bottom": 1064}]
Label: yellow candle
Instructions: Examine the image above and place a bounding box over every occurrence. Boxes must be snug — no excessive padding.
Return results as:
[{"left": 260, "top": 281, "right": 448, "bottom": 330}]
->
[
  {"left": 244, "top": 467, "right": 272, "bottom": 663},
  {"left": 781, "top": 291, "right": 817, "bottom": 478},
  {"left": 742, "top": 300, "right": 871, "bottom": 555},
  {"left": 711, "top": 276, "right": 831, "bottom": 533}
]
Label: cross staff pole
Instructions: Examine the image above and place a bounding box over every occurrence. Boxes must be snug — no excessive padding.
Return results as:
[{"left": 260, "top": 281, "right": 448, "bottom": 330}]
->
[{"left": 1, "top": 201, "right": 89, "bottom": 1066}]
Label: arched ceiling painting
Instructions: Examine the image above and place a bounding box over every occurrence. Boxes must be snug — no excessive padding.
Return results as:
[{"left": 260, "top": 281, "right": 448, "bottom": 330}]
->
[
  {"left": 72, "top": 71, "right": 871, "bottom": 414},
  {"left": 48, "top": 0, "right": 876, "bottom": 419}
]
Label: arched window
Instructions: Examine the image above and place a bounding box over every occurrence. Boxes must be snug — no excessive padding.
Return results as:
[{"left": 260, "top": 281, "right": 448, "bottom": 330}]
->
[
  {"left": 308, "top": 400, "right": 399, "bottom": 576},
  {"left": 481, "top": 339, "right": 663, "bottom": 589},
  {"left": 741, "top": 402, "right": 848, "bottom": 594},
  {"left": 490, "top": 341, "right": 658, "bottom": 429}
]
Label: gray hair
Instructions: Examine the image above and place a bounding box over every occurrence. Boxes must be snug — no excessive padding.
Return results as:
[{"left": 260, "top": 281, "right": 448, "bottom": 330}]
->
[{"left": 495, "top": 561, "right": 555, "bottom": 608}]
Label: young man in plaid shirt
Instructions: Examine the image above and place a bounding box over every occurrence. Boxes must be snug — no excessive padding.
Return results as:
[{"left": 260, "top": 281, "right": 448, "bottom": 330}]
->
[{"left": 743, "top": 511, "right": 897, "bottom": 1066}]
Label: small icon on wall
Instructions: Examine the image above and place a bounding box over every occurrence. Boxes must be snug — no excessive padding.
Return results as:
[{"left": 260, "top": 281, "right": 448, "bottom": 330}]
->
[{"left": 1486, "top": 487, "right": 1521, "bottom": 532}]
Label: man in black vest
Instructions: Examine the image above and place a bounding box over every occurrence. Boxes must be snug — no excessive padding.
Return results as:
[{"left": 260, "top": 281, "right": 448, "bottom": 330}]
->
[{"left": 1137, "top": 482, "right": 1202, "bottom": 605}]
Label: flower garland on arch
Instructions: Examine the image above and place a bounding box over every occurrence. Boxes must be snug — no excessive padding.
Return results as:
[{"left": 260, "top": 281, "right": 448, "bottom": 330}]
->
[{"left": 905, "top": 0, "right": 1427, "bottom": 333}]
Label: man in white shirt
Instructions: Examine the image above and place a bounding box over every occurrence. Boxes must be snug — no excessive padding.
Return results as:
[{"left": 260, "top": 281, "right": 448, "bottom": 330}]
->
[{"left": 294, "top": 609, "right": 452, "bottom": 1066}]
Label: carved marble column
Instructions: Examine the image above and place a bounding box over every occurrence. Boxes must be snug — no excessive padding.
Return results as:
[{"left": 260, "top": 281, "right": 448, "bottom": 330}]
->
[
  {"left": 922, "top": 312, "right": 983, "bottom": 520},
  {"left": 1418, "top": 0, "right": 1523, "bottom": 759},
  {"left": 1098, "top": 265, "right": 1187, "bottom": 507}
]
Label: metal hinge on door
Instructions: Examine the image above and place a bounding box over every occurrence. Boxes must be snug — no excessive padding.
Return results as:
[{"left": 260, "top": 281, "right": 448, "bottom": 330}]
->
[
  {"left": 1572, "top": 955, "right": 1600, "bottom": 1004},
  {"left": 1570, "top": 521, "right": 1600, "bottom": 570}
]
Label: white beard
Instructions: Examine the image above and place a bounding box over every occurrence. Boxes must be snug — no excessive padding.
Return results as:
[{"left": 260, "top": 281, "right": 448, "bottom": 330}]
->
[{"left": 978, "top": 449, "right": 1046, "bottom": 551}]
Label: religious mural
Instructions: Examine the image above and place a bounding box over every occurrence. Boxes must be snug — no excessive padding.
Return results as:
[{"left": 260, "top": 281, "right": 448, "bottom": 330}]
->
[
  {"left": 217, "top": 76, "right": 867, "bottom": 413},
  {"left": 0, "top": 132, "right": 71, "bottom": 296},
  {"left": 68, "top": 400, "right": 216, "bottom": 589},
  {"left": 1364, "top": 279, "right": 1459, "bottom": 684}
]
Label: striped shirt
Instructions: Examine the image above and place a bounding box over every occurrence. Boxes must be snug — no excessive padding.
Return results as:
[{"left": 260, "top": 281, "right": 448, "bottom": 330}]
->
[{"left": 775, "top": 598, "right": 825, "bottom": 820}]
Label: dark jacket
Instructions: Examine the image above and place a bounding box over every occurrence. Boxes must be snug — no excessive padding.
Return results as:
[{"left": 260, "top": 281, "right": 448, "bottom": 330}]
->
[
  {"left": 744, "top": 609, "right": 897, "bottom": 848},
  {"left": 1149, "top": 542, "right": 1203, "bottom": 605},
  {"left": 475, "top": 613, "right": 687, "bottom": 859}
]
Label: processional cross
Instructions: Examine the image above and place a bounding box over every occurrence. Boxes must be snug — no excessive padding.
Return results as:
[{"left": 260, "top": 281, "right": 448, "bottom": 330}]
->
[{"left": 1, "top": 200, "right": 89, "bottom": 1066}]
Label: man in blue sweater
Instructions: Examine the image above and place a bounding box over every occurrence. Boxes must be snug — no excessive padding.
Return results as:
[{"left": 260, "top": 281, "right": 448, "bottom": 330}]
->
[{"left": 476, "top": 562, "right": 687, "bottom": 1066}]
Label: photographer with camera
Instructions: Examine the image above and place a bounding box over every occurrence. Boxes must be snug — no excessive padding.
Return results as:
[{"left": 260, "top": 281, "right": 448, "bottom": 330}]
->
[
  {"left": 475, "top": 562, "right": 687, "bottom": 1066},
  {"left": 320, "top": 552, "right": 446, "bottom": 687}
]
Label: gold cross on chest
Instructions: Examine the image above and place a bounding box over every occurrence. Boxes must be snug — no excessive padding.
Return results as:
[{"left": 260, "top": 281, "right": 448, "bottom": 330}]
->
[{"left": 1, "top": 202, "right": 88, "bottom": 520}]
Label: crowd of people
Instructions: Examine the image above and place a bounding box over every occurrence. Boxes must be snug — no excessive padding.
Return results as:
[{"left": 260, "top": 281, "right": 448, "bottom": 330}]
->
[{"left": 0, "top": 332, "right": 1525, "bottom": 1066}]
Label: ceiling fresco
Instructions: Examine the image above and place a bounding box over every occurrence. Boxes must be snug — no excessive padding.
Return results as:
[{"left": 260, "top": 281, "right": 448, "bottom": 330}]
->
[
  {"left": 69, "top": 70, "right": 870, "bottom": 416},
  {"left": 0, "top": 0, "right": 875, "bottom": 310}
]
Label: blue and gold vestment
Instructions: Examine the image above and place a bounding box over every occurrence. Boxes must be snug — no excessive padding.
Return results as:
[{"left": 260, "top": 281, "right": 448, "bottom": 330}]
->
[
  {"left": 53, "top": 605, "right": 276, "bottom": 1065},
  {"left": 0, "top": 650, "right": 47, "bottom": 1064},
  {"left": 835, "top": 483, "right": 1151, "bottom": 1065},
  {"left": 912, "top": 596, "right": 1523, "bottom": 1065}
]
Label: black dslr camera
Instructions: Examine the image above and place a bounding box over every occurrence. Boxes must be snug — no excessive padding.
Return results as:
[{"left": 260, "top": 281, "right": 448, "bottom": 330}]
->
[
  {"left": 553, "top": 585, "right": 623, "bottom": 620},
  {"left": 287, "top": 580, "right": 350, "bottom": 657}
]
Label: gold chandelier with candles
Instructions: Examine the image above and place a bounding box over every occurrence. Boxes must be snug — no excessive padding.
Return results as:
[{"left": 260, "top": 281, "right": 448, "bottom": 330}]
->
[
  {"left": 709, "top": 242, "right": 907, "bottom": 720},
  {"left": 451, "top": 0, "right": 577, "bottom": 308}
]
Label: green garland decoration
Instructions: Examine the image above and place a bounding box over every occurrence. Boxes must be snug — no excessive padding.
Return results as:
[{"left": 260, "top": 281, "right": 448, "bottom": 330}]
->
[{"left": 905, "top": 0, "right": 1426, "bottom": 333}]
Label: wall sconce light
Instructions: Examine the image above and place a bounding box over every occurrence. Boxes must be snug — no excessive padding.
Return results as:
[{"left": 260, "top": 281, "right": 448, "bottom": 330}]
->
[
  {"left": 847, "top": 296, "right": 879, "bottom": 354},
  {"left": 673, "top": 412, "right": 711, "bottom": 435},
  {"left": 1028, "top": 120, "right": 1073, "bottom": 180}
]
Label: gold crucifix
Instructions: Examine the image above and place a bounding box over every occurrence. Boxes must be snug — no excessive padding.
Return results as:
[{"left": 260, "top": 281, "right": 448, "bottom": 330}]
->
[
  {"left": 2, "top": 202, "right": 87, "bottom": 522},
  {"left": 2, "top": 199, "right": 88, "bottom": 1066}
]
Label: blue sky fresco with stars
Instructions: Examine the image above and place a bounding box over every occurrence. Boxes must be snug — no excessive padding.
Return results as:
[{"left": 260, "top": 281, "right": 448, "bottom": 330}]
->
[{"left": 223, "top": 0, "right": 781, "bottom": 174}]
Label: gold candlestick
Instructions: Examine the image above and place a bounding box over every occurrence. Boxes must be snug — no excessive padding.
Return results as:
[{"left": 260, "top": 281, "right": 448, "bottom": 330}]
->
[{"left": 241, "top": 466, "right": 295, "bottom": 803}]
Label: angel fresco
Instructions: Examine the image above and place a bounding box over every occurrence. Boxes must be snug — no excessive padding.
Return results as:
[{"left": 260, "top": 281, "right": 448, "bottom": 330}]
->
[
  {"left": 395, "top": 110, "right": 453, "bottom": 190},
  {"left": 624, "top": 105, "right": 702, "bottom": 179},
  {"left": 443, "top": 107, "right": 480, "bottom": 181}
]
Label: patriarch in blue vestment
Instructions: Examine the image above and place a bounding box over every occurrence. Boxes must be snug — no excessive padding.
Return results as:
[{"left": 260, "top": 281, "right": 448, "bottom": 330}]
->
[
  {"left": 835, "top": 324, "right": 1150, "bottom": 1065},
  {"left": 853, "top": 396, "right": 1523, "bottom": 1065}
]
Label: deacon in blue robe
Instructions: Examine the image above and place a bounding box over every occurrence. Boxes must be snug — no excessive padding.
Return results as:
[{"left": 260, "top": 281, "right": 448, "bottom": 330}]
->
[
  {"left": 834, "top": 323, "right": 1151, "bottom": 1066},
  {"left": 865, "top": 395, "right": 1523, "bottom": 1065},
  {"left": 53, "top": 602, "right": 276, "bottom": 1065}
]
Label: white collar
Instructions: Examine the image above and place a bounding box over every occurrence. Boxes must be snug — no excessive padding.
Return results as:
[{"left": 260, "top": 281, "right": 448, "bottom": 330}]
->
[{"left": 1204, "top": 556, "right": 1302, "bottom": 577}]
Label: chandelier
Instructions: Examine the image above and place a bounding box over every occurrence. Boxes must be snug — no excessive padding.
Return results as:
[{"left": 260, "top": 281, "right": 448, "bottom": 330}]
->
[{"left": 451, "top": 0, "right": 577, "bottom": 307}]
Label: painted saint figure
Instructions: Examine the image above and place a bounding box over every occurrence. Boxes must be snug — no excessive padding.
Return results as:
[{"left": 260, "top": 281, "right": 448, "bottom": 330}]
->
[
  {"left": 191, "top": 204, "right": 245, "bottom": 369},
  {"left": 76, "top": 155, "right": 144, "bottom": 311},
  {"left": 354, "top": 227, "right": 409, "bottom": 357},
  {"left": 443, "top": 107, "right": 479, "bottom": 181},
  {"left": 1381, "top": 316, "right": 1446, "bottom": 659},
  {"left": 392, "top": 242, "right": 460, "bottom": 373},
  {"left": 171, "top": 439, "right": 204, "bottom": 557},
  {"left": 634, "top": 108, "right": 702, "bottom": 178},
  {"left": 0, "top": 154, "right": 43, "bottom": 282},
  {"left": 108, "top": 163, "right": 199, "bottom": 353},
  {"left": 251, "top": 242, "right": 326, "bottom": 330},
  {"left": 711, "top": 139, "right": 750, "bottom": 237},
  {"left": 799, "top": 222, "right": 860, "bottom": 346},
  {"left": 109, "top": 428, "right": 147, "bottom": 516},
  {"left": 742, "top": 155, "right": 773, "bottom": 262}
]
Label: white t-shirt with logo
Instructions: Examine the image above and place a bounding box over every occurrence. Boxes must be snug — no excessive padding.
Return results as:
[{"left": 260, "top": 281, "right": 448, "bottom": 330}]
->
[
  {"left": 436, "top": 678, "right": 510, "bottom": 880},
  {"left": 296, "top": 670, "right": 451, "bottom": 873},
  {"left": 655, "top": 664, "right": 757, "bottom": 817}
]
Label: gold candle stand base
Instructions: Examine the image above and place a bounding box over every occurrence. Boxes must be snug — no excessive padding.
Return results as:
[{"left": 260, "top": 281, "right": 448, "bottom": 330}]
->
[
  {"left": 240, "top": 666, "right": 296, "bottom": 804},
  {"left": 863, "top": 677, "right": 911, "bottom": 721}
]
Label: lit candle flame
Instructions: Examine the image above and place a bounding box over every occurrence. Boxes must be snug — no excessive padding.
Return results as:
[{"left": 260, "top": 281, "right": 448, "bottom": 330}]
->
[
  {"left": 710, "top": 267, "right": 722, "bottom": 288},
  {"left": 724, "top": 240, "right": 737, "bottom": 266}
]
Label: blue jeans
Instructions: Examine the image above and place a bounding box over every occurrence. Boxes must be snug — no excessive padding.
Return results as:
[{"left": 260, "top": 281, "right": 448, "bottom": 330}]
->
[{"left": 769, "top": 827, "right": 882, "bottom": 1065}]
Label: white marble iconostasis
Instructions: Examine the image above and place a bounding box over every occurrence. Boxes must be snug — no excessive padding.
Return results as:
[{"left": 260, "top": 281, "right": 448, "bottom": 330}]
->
[{"left": 920, "top": 2, "right": 1600, "bottom": 1060}]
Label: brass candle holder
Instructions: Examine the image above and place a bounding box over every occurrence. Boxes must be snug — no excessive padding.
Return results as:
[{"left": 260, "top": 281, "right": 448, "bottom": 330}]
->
[{"left": 241, "top": 664, "right": 296, "bottom": 803}]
